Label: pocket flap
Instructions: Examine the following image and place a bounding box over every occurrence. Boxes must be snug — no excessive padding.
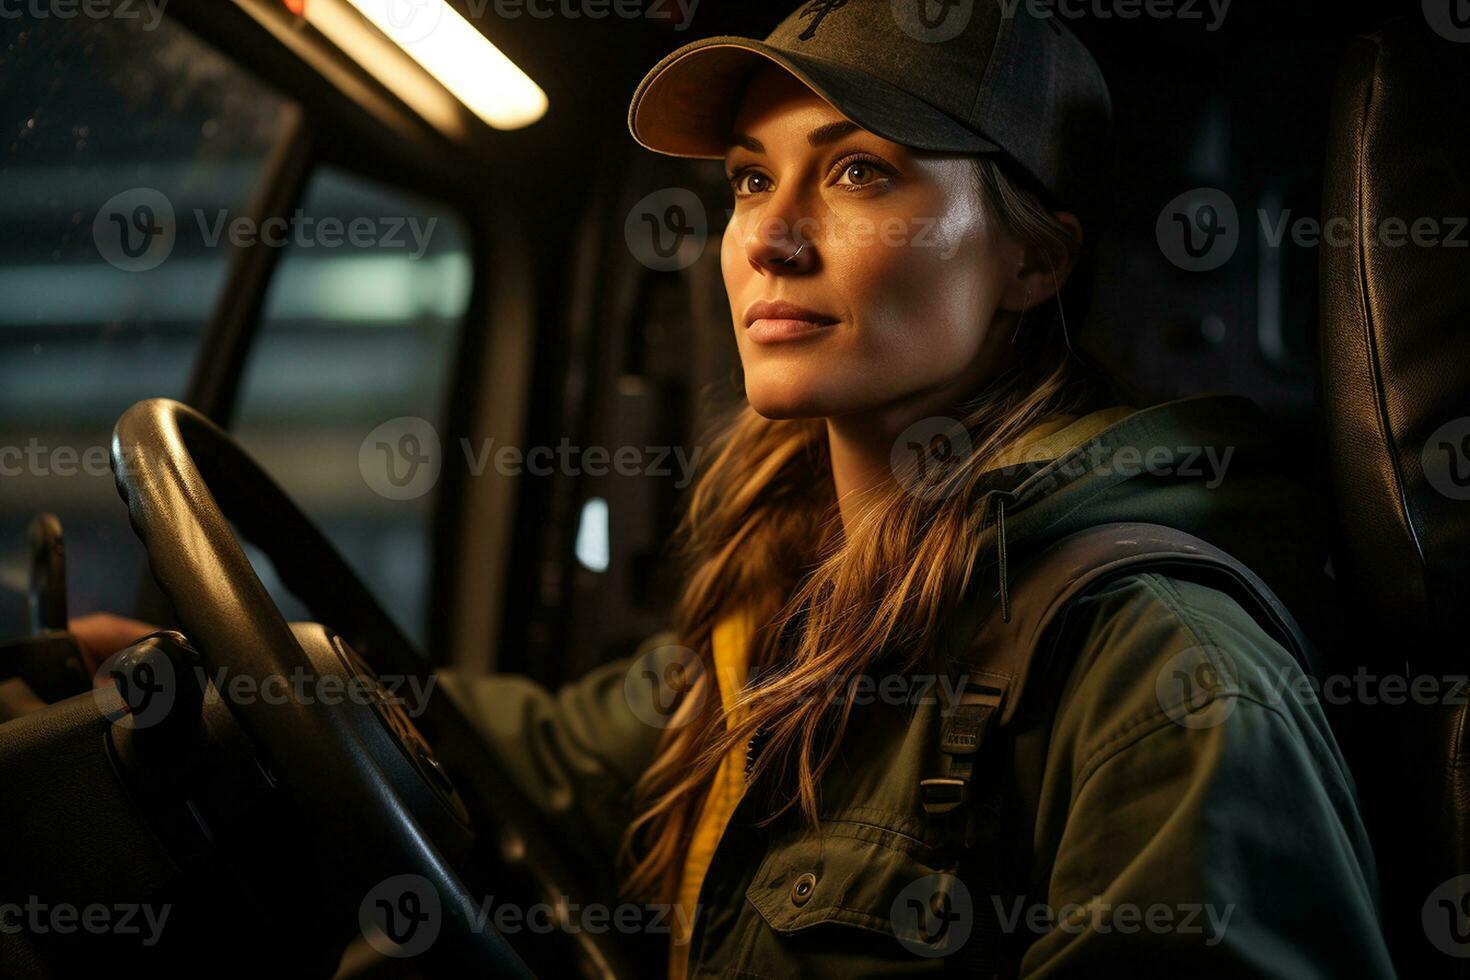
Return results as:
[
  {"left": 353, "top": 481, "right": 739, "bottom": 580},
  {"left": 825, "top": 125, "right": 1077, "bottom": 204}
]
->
[{"left": 746, "top": 817, "right": 945, "bottom": 936}]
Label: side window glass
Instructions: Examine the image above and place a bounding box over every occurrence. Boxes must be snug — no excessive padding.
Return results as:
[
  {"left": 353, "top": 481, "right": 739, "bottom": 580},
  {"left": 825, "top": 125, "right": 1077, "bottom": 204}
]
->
[
  {"left": 232, "top": 166, "right": 472, "bottom": 648},
  {"left": 0, "top": 15, "right": 289, "bottom": 635}
]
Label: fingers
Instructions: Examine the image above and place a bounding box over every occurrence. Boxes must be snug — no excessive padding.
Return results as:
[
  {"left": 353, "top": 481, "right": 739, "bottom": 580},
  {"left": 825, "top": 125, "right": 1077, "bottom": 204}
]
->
[{"left": 69, "top": 612, "right": 163, "bottom": 675}]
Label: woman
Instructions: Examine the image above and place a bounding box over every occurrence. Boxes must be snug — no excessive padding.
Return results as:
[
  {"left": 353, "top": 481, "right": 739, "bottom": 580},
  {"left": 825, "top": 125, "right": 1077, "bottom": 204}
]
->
[
  {"left": 441, "top": 3, "right": 1393, "bottom": 976},
  {"left": 76, "top": 2, "right": 1394, "bottom": 976}
]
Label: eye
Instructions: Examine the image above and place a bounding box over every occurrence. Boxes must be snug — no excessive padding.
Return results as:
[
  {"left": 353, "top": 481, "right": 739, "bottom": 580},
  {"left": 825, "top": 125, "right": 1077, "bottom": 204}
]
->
[
  {"left": 727, "top": 168, "right": 772, "bottom": 197},
  {"left": 833, "top": 153, "right": 894, "bottom": 191},
  {"left": 725, "top": 153, "right": 894, "bottom": 197}
]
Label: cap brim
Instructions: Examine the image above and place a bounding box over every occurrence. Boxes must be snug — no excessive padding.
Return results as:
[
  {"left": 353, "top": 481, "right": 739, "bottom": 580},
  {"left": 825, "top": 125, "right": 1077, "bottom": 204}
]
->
[{"left": 628, "top": 36, "right": 1000, "bottom": 159}]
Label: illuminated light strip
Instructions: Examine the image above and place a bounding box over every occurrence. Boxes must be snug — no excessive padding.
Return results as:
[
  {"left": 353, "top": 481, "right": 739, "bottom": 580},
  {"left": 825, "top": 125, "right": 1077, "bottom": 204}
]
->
[
  {"left": 305, "top": 0, "right": 468, "bottom": 136},
  {"left": 337, "top": 0, "right": 548, "bottom": 131}
]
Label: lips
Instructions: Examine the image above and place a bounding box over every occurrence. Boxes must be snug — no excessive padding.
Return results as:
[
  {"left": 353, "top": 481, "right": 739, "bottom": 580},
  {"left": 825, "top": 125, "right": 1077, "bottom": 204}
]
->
[{"left": 744, "top": 300, "right": 838, "bottom": 328}]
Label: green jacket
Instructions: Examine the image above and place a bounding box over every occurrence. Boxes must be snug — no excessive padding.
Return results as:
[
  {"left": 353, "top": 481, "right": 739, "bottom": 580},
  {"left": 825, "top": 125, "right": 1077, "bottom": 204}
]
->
[{"left": 439, "top": 393, "right": 1395, "bottom": 978}]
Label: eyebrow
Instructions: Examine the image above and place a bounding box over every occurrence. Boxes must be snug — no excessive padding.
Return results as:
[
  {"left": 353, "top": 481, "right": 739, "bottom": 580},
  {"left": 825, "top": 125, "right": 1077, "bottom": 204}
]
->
[{"left": 725, "top": 119, "right": 863, "bottom": 154}]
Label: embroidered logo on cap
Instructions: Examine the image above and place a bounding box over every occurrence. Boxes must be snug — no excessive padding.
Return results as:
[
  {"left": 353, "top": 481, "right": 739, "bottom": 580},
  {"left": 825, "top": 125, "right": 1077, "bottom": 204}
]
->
[{"left": 798, "top": 0, "right": 850, "bottom": 40}]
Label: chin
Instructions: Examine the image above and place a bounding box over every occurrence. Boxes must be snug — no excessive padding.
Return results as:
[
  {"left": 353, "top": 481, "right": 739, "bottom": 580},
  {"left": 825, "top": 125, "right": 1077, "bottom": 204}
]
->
[
  {"left": 746, "top": 399, "right": 812, "bottom": 421},
  {"left": 743, "top": 373, "right": 848, "bottom": 420}
]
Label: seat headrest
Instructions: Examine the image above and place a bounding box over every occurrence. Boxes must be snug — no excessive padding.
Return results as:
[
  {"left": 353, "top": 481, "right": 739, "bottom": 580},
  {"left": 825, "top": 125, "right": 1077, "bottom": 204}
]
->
[{"left": 1319, "top": 17, "right": 1470, "bottom": 649}]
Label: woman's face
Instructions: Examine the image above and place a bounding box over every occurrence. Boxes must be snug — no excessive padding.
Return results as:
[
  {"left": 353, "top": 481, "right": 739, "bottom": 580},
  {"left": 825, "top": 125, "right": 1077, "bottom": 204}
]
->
[{"left": 720, "top": 64, "right": 1030, "bottom": 427}]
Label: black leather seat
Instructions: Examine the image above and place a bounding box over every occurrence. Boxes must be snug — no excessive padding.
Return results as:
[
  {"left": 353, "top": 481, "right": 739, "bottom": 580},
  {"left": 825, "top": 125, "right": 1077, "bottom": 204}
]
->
[{"left": 1318, "top": 14, "right": 1470, "bottom": 977}]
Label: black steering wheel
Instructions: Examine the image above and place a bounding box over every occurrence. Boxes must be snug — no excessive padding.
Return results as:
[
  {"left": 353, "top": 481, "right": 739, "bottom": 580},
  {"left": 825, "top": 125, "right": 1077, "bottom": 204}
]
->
[{"left": 109, "top": 398, "right": 550, "bottom": 975}]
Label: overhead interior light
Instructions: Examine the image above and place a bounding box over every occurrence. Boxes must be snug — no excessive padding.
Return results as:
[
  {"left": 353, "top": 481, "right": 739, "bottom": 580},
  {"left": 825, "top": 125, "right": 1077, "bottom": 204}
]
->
[{"left": 329, "top": 0, "right": 548, "bottom": 131}]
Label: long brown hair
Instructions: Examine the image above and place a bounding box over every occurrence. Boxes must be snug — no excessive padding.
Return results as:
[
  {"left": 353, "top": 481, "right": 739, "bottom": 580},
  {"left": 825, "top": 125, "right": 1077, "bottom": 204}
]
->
[{"left": 621, "top": 156, "right": 1110, "bottom": 902}]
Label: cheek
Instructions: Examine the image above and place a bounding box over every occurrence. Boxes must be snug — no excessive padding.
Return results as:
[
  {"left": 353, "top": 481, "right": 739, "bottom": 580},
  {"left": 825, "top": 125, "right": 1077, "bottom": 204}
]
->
[
  {"left": 720, "top": 223, "right": 740, "bottom": 288},
  {"left": 843, "top": 206, "right": 997, "bottom": 369},
  {"left": 720, "top": 224, "right": 751, "bottom": 321},
  {"left": 721, "top": 226, "right": 753, "bottom": 363}
]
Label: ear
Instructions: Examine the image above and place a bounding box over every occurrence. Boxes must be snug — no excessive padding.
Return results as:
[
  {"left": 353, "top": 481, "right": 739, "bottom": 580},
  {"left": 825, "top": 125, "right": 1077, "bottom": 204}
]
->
[{"left": 998, "top": 212, "right": 1083, "bottom": 313}]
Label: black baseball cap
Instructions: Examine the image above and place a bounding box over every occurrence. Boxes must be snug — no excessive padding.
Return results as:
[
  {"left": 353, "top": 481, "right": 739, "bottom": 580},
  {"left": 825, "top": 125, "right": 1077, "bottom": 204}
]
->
[{"left": 627, "top": 0, "right": 1112, "bottom": 223}]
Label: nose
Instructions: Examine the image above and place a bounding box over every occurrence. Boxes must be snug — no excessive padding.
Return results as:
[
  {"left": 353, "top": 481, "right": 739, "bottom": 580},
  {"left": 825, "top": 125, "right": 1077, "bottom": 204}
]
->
[{"left": 742, "top": 211, "right": 816, "bottom": 275}]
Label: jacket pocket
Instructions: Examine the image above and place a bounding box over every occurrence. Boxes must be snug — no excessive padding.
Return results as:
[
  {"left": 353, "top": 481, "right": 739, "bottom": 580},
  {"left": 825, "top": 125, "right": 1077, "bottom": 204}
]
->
[{"left": 737, "top": 813, "right": 956, "bottom": 977}]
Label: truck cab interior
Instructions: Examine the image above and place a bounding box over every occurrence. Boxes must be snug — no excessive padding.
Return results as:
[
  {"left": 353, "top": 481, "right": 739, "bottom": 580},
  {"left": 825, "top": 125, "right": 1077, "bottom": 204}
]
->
[{"left": 1, "top": 0, "right": 1467, "bottom": 976}]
